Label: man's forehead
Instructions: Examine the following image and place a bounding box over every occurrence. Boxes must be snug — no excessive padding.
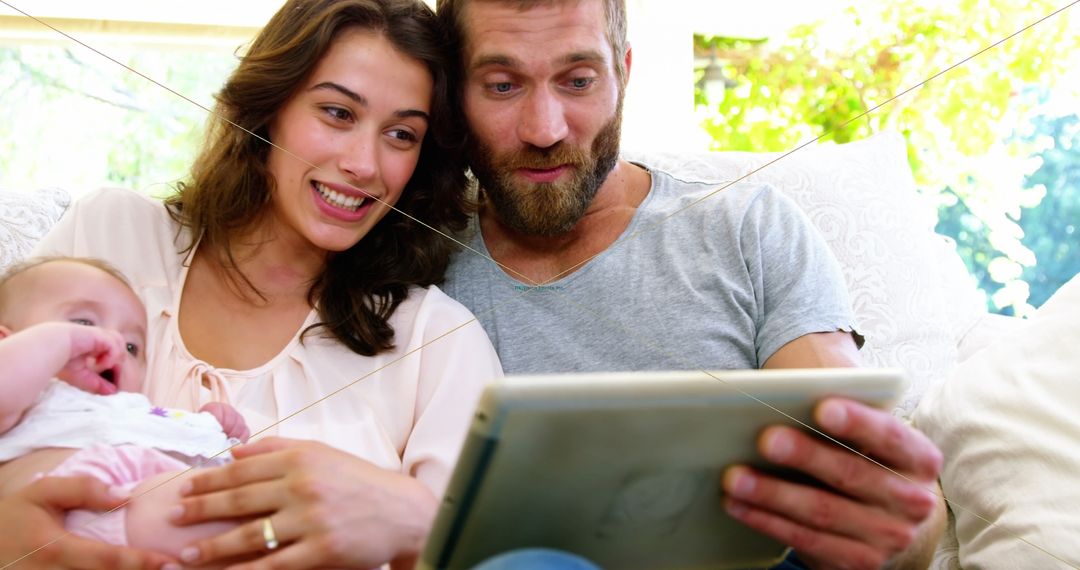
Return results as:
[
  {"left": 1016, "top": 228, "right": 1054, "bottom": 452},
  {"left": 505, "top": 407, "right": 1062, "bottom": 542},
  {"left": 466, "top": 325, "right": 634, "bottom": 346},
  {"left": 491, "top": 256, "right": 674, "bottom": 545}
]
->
[{"left": 461, "top": 0, "right": 609, "bottom": 65}]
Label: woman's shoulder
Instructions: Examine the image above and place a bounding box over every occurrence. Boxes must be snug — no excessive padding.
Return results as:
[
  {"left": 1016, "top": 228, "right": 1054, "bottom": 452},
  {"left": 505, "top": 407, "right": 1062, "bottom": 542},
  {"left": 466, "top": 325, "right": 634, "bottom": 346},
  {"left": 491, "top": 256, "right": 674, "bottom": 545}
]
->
[
  {"left": 73, "top": 187, "right": 167, "bottom": 215},
  {"left": 73, "top": 188, "right": 178, "bottom": 235},
  {"left": 34, "top": 187, "right": 188, "bottom": 279},
  {"left": 400, "top": 284, "right": 479, "bottom": 324},
  {"left": 387, "top": 285, "right": 491, "bottom": 345}
]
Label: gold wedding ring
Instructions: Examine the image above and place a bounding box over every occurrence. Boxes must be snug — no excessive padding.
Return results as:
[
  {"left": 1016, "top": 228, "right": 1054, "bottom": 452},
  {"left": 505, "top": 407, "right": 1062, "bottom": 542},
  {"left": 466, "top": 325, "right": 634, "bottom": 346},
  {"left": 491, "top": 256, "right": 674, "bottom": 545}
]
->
[{"left": 261, "top": 517, "right": 279, "bottom": 551}]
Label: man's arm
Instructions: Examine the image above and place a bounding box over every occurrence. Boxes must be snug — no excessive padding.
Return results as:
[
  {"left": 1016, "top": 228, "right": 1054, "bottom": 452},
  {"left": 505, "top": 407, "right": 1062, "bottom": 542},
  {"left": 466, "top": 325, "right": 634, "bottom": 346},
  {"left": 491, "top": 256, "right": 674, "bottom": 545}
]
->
[
  {"left": 0, "top": 322, "right": 125, "bottom": 433},
  {"left": 730, "top": 331, "right": 945, "bottom": 569},
  {"left": 761, "top": 330, "right": 862, "bottom": 369}
]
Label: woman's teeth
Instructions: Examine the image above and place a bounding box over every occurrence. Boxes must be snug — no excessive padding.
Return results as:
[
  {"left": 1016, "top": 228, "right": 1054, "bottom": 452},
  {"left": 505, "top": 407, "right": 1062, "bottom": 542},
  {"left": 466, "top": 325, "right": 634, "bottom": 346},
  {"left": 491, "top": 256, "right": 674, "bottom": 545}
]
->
[{"left": 315, "top": 182, "right": 366, "bottom": 211}]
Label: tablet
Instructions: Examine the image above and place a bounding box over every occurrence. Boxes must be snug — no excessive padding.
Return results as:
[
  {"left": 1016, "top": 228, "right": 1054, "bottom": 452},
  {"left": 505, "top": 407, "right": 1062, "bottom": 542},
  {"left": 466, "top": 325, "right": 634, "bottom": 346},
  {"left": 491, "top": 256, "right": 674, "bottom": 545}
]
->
[{"left": 420, "top": 368, "right": 906, "bottom": 570}]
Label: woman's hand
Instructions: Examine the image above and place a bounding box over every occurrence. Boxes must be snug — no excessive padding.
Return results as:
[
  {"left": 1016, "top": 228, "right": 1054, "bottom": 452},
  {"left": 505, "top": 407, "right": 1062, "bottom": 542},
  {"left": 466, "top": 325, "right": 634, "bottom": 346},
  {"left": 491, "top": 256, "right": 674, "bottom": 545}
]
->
[
  {"left": 170, "top": 437, "right": 438, "bottom": 569},
  {"left": 0, "top": 476, "right": 177, "bottom": 570}
]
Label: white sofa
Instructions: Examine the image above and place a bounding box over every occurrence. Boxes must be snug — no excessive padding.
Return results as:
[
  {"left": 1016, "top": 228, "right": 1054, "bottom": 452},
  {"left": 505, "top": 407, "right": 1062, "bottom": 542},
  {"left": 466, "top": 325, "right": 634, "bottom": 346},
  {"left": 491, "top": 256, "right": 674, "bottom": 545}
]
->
[{"left": 1, "top": 132, "right": 1018, "bottom": 567}]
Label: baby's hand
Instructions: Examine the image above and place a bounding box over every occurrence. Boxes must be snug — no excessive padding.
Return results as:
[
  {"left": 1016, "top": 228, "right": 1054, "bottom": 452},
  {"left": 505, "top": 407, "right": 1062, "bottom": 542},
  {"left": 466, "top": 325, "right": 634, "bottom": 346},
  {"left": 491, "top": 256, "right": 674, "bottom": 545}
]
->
[
  {"left": 57, "top": 322, "right": 126, "bottom": 396},
  {"left": 199, "top": 402, "right": 251, "bottom": 442}
]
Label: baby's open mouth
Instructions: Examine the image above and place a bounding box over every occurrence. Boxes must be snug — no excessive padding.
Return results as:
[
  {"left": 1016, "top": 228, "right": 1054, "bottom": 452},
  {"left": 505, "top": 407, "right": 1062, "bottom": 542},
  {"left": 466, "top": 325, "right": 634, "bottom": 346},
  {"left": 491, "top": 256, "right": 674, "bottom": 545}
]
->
[{"left": 101, "top": 368, "right": 117, "bottom": 385}]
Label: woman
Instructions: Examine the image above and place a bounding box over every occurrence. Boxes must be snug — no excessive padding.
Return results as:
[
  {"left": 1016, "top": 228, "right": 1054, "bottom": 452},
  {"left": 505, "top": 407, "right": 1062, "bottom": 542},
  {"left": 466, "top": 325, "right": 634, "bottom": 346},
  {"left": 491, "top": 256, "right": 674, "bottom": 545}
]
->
[{"left": 0, "top": 0, "right": 501, "bottom": 568}]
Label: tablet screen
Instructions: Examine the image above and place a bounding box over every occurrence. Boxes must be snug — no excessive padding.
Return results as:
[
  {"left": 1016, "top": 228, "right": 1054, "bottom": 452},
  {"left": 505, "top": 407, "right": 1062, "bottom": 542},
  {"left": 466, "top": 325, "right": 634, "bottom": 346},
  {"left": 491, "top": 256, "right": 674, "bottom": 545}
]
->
[{"left": 421, "top": 368, "right": 905, "bottom": 570}]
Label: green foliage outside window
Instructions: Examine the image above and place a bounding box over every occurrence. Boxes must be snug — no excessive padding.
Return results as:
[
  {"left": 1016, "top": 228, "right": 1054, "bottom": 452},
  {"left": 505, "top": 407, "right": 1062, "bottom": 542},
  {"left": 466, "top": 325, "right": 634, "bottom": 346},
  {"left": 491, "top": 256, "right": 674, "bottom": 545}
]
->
[
  {"left": 695, "top": 0, "right": 1080, "bottom": 315},
  {"left": 0, "top": 43, "right": 236, "bottom": 197}
]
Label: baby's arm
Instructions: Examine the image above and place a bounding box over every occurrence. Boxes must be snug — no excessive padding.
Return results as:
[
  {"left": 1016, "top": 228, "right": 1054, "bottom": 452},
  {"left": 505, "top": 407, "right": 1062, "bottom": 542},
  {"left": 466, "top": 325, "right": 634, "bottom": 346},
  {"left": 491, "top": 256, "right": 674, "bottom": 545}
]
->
[
  {"left": 0, "top": 322, "right": 126, "bottom": 433},
  {"left": 199, "top": 402, "right": 251, "bottom": 442}
]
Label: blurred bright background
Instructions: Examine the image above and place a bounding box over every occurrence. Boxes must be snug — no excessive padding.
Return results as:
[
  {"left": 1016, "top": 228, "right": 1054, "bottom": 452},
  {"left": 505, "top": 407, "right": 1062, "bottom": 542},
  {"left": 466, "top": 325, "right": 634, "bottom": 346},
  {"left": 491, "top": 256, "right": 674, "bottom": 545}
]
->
[{"left": 1, "top": 0, "right": 1077, "bottom": 315}]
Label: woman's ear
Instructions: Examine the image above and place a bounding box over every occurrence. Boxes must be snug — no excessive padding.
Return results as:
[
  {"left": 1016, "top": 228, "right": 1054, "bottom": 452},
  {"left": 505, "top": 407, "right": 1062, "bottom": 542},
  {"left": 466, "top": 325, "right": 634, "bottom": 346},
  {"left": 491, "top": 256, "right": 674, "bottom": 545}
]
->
[{"left": 0, "top": 325, "right": 11, "bottom": 340}]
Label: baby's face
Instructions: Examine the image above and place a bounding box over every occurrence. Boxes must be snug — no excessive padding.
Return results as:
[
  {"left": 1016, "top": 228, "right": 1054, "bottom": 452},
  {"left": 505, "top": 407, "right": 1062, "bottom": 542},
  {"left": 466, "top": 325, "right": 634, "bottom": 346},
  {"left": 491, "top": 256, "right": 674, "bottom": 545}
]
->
[{"left": 2, "top": 260, "right": 147, "bottom": 392}]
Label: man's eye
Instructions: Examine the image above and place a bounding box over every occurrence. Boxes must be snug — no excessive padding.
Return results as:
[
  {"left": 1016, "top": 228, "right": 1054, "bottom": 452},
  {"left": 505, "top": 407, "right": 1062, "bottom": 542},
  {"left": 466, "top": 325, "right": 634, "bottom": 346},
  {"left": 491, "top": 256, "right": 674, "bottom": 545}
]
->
[
  {"left": 71, "top": 318, "right": 94, "bottom": 326},
  {"left": 492, "top": 82, "right": 513, "bottom": 93},
  {"left": 126, "top": 343, "right": 140, "bottom": 357},
  {"left": 569, "top": 77, "right": 594, "bottom": 90}
]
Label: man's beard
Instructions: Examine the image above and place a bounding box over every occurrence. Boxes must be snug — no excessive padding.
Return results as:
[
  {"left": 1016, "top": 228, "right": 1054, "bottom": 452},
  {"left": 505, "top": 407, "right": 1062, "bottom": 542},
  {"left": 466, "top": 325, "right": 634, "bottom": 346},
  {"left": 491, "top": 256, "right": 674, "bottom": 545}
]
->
[{"left": 466, "top": 104, "right": 623, "bottom": 237}]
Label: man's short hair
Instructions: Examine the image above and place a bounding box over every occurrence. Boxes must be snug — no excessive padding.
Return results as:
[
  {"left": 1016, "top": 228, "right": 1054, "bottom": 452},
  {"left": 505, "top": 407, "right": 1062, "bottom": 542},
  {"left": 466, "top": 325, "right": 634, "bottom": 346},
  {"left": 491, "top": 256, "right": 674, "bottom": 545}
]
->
[{"left": 436, "top": 0, "right": 629, "bottom": 80}]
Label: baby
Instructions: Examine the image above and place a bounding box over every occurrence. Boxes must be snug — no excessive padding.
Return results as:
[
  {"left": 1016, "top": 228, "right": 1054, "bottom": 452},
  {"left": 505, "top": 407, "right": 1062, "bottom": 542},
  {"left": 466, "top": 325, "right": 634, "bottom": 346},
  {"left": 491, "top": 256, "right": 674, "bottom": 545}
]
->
[{"left": 0, "top": 256, "right": 248, "bottom": 559}]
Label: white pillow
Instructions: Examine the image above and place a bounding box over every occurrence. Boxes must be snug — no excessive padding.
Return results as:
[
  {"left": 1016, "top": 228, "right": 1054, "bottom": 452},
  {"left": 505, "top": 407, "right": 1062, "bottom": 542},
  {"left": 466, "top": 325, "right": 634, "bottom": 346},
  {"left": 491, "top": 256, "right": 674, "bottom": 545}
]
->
[
  {"left": 913, "top": 275, "right": 1080, "bottom": 569},
  {"left": 0, "top": 188, "right": 72, "bottom": 274},
  {"left": 626, "top": 132, "right": 985, "bottom": 416}
]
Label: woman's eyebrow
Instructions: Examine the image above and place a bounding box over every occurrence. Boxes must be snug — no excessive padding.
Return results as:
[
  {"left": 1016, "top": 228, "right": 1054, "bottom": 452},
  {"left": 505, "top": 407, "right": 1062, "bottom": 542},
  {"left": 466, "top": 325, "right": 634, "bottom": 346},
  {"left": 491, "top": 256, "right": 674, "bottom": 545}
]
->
[
  {"left": 309, "top": 81, "right": 428, "bottom": 121},
  {"left": 311, "top": 81, "right": 368, "bottom": 106}
]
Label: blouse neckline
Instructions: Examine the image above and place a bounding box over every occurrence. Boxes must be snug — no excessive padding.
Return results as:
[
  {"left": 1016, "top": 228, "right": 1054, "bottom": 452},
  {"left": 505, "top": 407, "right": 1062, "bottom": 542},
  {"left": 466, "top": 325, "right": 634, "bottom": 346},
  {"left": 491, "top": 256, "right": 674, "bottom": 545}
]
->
[{"left": 167, "top": 235, "right": 319, "bottom": 378}]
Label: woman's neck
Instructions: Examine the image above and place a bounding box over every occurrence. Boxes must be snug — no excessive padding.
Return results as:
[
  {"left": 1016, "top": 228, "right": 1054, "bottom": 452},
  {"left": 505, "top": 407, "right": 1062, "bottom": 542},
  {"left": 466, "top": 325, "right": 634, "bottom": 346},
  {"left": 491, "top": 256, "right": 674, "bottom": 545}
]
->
[{"left": 206, "top": 215, "right": 328, "bottom": 303}]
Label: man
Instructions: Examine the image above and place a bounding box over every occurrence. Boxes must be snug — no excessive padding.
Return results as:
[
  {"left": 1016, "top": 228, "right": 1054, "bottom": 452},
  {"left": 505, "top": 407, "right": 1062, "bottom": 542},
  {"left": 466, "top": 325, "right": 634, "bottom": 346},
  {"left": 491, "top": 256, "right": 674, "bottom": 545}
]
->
[{"left": 435, "top": 0, "right": 946, "bottom": 568}]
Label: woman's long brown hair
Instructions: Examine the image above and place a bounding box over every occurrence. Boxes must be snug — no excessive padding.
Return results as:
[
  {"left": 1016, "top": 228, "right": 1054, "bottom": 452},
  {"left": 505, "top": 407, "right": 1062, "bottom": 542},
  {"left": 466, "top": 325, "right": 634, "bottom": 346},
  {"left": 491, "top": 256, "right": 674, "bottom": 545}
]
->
[{"left": 166, "top": 0, "right": 468, "bottom": 356}]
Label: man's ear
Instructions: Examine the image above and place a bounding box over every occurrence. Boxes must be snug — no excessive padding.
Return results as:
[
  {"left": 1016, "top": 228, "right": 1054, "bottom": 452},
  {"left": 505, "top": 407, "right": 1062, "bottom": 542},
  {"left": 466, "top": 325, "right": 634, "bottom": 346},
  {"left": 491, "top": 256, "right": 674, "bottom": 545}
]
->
[
  {"left": 0, "top": 325, "right": 11, "bottom": 340},
  {"left": 622, "top": 43, "right": 633, "bottom": 87}
]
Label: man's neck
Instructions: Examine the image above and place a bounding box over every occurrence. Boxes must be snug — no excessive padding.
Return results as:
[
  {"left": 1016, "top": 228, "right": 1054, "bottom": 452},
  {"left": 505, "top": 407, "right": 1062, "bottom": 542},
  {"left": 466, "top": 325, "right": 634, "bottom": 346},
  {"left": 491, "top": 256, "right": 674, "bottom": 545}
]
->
[{"left": 479, "top": 159, "right": 651, "bottom": 286}]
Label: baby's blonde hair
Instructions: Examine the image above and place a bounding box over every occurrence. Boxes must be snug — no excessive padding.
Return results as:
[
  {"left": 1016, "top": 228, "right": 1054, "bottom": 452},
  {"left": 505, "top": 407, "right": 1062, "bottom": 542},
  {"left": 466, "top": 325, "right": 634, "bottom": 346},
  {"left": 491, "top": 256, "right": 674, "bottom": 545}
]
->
[{"left": 0, "top": 256, "right": 134, "bottom": 320}]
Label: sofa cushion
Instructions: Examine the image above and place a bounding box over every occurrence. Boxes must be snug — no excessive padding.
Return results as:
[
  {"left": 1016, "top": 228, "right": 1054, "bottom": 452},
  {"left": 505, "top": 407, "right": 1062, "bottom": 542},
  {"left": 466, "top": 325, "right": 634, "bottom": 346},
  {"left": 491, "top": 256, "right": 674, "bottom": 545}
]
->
[
  {"left": 0, "top": 187, "right": 71, "bottom": 274},
  {"left": 913, "top": 274, "right": 1080, "bottom": 568},
  {"left": 625, "top": 131, "right": 986, "bottom": 416}
]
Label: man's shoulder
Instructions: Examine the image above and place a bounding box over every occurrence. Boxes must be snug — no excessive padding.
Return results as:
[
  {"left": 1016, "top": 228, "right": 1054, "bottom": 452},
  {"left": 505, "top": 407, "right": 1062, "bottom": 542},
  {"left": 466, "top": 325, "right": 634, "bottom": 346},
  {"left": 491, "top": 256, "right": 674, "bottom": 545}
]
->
[{"left": 635, "top": 161, "right": 790, "bottom": 221}]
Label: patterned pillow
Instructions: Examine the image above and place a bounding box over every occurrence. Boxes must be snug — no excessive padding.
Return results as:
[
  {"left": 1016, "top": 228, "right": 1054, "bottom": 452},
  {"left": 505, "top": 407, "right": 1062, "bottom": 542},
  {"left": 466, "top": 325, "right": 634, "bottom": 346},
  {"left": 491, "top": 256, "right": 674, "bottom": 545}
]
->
[
  {"left": 625, "top": 131, "right": 986, "bottom": 417},
  {"left": 0, "top": 187, "right": 72, "bottom": 274}
]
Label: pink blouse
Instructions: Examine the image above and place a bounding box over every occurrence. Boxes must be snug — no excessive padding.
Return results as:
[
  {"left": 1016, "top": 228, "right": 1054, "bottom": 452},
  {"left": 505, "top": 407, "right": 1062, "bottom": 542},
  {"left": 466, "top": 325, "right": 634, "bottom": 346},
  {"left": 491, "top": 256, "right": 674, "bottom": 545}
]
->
[{"left": 34, "top": 187, "right": 503, "bottom": 496}]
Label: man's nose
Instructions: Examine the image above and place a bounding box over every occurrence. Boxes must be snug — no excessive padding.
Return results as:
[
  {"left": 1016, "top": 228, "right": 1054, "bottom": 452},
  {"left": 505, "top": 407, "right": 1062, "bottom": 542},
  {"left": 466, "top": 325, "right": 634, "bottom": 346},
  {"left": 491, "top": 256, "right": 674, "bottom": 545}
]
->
[{"left": 517, "top": 87, "right": 569, "bottom": 149}]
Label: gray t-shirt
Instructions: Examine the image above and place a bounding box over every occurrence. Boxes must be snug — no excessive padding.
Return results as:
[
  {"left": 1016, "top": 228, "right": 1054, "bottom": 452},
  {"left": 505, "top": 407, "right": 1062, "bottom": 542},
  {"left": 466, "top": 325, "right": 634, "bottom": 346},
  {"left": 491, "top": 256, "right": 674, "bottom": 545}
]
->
[{"left": 441, "top": 164, "right": 859, "bottom": 373}]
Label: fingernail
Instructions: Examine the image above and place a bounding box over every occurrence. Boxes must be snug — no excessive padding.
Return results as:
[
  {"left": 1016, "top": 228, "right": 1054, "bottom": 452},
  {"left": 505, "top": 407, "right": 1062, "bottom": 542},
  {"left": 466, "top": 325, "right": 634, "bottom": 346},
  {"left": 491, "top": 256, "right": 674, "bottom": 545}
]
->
[
  {"left": 727, "top": 468, "right": 756, "bottom": 498},
  {"left": 167, "top": 504, "right": 184, "bottom": 522},
  {"left": 764, "top": 429, "right": 794, "bottom": 461},
  {"left": 179, "top": 481, "right": 192, "bottom": 496},
  {"left": 725, "top": 499, "right": 749, "bottom": 518},
  {"left": 162, "top": 564, "right": 182, "bottom": 570},
  {"left": 180, "top": 547, "right": 199, "bottom": 563},
  {"left": 107, "top": 486, "right": 131, "bottom": 500},
  {"left": 819, "top": 400, "right": 848, "bottom": 431}
]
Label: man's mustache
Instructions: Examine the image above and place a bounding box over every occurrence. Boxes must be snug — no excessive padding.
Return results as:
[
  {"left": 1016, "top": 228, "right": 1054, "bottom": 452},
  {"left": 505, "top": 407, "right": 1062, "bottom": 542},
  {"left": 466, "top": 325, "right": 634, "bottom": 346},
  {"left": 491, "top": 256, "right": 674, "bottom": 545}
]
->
[{"left": 500, "top": 144, "right": 589, "bottom": 170}]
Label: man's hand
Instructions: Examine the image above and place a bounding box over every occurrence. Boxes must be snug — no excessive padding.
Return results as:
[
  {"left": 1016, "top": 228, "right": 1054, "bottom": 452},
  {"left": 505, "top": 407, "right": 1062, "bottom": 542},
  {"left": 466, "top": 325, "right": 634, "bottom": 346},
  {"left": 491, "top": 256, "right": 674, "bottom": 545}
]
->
[
  {"left": 0, "top": 476, "right": 176, "bottom": 570},
  {"left": 722, "top": 397, "right": 944, "bottom": 570}
]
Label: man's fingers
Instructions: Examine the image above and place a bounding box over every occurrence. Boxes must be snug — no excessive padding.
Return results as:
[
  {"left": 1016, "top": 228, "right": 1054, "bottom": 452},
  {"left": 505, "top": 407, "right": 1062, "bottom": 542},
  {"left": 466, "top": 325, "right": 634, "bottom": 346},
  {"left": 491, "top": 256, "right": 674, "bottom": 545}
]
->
[
  {"left": 757, "top": 426, "right": 938, "bottom": 521},
  {"left": 724, "top": 498, "right": 889, "bottom": 570},
  {"left": 814, "top": 398, "right": 943, "bottom": 480},
  {"left": 722, "top": 466, "right": 918, "bottom": 553}
]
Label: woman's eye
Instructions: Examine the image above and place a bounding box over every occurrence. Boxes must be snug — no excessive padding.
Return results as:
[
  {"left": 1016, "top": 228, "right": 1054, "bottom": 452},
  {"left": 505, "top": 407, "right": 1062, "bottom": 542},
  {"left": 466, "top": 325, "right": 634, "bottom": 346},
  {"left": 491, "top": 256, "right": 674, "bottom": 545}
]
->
[
  {"left": 388, "top": 129, "right": 418, "bottom": 143},
  {"left": 71, "top": 318, "right": 94, "bottom": 326},
  {"left": 323, "top": 106, "right": 352, "bottom": 121},
  {"left": 126, "top": 343, "right": 140, "bottom": 357}
]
